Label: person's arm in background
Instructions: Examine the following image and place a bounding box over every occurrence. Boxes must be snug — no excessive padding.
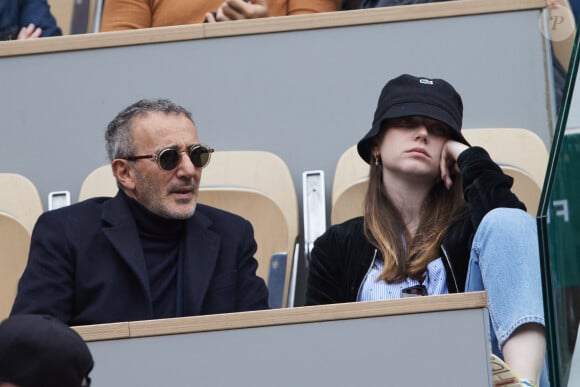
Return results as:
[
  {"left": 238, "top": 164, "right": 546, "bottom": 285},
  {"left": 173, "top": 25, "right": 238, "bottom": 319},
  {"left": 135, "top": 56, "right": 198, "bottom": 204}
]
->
[
  {"left": 205, "top": 0, "right": 269, "bottom": 22},
  {"left": 286, "top": 0, "right": 340, "bottom": 14},
  {"left": 101, "top": 0, "right": 153, "bottom": 31},
  {"left": 206, "top": 0, "right": 340, "bottom": 22},
  {"left": 18, "top": 0, "right": 62, "bottom": 39}
]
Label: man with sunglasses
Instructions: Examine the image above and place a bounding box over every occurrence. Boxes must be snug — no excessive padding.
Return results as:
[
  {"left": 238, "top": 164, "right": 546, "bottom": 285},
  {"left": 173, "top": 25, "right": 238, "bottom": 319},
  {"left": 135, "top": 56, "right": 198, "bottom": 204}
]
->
[{"left": 11, "top": 99, "right": 269, "bottom": 325}]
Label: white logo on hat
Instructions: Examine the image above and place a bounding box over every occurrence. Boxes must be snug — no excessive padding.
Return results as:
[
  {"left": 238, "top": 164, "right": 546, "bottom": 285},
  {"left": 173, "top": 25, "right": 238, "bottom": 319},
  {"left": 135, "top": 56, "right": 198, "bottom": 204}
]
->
[{"left": 419, "top": 79, "right": 434, "bottom": 85}]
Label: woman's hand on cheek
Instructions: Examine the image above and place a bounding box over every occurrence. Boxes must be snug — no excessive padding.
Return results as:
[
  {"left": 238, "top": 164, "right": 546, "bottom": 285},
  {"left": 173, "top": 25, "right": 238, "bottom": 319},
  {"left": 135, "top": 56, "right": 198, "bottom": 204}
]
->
[{"left": 440, "top": 140, "right": 469, "bottom": 189}]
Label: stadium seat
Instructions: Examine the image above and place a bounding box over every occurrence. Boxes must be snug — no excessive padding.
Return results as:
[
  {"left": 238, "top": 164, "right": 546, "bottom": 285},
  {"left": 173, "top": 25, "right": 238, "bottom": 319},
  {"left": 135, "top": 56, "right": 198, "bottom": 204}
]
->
[
  {"left": 462, "top": 128, "right": 548, "bottom": 188},
  {"left": 200, "top": 151, "right": 299, "bottom": 307},
  {"left": 501, "top": 165, "right": 542, "bottom": 215},
  {"left": 48, "top": 0, "right": 99, "bottom": 35},
  {"left": 0, "top": 213, "right": 31, "bottom": 320},
  {"left": 0, "top": 173, "right": 43, "bottom": 234},
  {"left": 78, "top": 165, "right": 117, "bottom": 200},
  {"left": 198, "top": 187, "right": 291, "bottom": 308},
  {"left": 331, "top": 145, "right": 367, "bottom": 225}
]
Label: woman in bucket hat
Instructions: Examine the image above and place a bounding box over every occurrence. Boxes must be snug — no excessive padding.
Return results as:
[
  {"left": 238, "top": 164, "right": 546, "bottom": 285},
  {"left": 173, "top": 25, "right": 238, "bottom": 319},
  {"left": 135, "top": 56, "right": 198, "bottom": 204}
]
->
[{"left": 306, "top": 74, "right": 546, "bottom": 387}]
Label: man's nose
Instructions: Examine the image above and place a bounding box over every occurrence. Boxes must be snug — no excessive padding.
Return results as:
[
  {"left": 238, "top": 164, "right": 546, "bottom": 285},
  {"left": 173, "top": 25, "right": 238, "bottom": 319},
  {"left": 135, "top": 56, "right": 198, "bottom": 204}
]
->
[{"left": 175, "top": 151, "right": 197, "bottom": 176}]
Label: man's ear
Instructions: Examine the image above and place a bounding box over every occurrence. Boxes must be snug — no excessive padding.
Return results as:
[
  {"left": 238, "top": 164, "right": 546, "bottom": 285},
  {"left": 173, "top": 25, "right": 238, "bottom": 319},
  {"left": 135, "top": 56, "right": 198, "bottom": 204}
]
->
[{"left": 111, "top": 159, "right": 136, "bottom": 192}]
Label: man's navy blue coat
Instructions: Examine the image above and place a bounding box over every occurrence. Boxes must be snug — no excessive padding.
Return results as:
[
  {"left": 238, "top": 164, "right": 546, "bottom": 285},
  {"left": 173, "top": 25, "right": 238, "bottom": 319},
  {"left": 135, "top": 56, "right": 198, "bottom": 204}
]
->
[{"left": 11, "top": 192, "right": 269, "bottom": 325}]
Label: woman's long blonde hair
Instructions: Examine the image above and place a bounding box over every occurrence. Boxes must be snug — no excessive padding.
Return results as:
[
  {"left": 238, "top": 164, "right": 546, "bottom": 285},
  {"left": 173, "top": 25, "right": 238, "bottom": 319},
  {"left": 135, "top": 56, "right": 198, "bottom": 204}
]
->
[{"left": 363, "top": 139, "right": 467, "bottom": 283}]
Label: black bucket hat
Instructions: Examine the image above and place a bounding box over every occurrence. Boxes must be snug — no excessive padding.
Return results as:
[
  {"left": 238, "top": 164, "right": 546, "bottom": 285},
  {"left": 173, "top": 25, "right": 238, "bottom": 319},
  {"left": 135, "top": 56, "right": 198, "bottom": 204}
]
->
[
  {"left": 0, "top": 314, "right": 94, "bottom": 387},
  {"left": 357, "top": 74, "right": 469, "bottom": 163}
]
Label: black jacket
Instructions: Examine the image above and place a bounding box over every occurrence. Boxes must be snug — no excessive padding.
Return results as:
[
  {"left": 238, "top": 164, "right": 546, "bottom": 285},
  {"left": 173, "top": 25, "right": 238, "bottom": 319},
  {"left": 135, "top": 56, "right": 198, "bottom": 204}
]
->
[
  {"left": 11, "top": 192, "right": 269, "bottom": 325},
  {"left": 306, "top": 146, "right": 525, "bottom": 305}
]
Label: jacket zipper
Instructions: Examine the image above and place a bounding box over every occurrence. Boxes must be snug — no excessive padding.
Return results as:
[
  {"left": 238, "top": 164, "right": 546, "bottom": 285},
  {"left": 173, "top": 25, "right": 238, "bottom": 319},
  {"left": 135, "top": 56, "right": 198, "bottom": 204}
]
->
[
  {"left": 356, "top": 249, "right": 378, "bottom": 301},
  {"left": 441, "top": 244, "right": 459, "bottom": 292}
]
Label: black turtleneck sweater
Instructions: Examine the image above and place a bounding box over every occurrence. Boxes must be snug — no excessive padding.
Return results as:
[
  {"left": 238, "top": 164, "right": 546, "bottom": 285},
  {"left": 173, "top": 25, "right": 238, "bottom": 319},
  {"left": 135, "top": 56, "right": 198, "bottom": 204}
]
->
[{"left": 123, "top": 192, "right": 185, "bottom": 319}]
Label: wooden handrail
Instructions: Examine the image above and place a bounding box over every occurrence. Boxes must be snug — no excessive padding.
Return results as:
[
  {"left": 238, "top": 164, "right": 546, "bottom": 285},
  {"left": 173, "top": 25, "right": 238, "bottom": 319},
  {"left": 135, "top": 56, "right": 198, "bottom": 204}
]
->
[
  {"left": 0, "top": 0, "right": 546, "bottom": 58},
  {"left": 73, "top": 291, "right": 487, "bottom": 341}
]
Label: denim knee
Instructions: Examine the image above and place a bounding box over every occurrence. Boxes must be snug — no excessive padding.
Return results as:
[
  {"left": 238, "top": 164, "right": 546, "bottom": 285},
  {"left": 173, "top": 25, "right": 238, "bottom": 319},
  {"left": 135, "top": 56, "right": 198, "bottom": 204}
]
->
[
  {"left": 478, "top": 207, "right": 536, "bottom": 236},
  {"left": 472, "top": 207, "right": 544, "bottom": 349}
]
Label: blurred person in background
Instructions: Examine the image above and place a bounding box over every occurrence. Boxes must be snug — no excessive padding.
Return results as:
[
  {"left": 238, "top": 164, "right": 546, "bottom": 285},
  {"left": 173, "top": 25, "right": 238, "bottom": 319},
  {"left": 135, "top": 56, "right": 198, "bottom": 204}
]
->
[
  {"left": 0, "top": 0, "right": 61, "bottom": 40},
  {"left": 101, "top": 0, "right": 339, "bottom": 30}
]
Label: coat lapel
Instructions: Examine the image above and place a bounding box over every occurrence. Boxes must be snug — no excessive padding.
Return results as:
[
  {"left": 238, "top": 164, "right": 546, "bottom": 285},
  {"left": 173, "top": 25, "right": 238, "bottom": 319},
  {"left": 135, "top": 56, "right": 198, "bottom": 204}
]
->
[
  {"left": 101, "top": 192, "right": 152, "bottom": 310},
  {"left": 181, "top": 209, "right": 220, "bottom": 316}
]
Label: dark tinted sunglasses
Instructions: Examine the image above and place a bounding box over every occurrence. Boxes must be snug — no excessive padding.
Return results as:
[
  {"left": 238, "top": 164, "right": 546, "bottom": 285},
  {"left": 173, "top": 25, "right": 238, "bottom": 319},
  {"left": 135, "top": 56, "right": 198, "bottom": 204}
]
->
[
  {"left": 122, "top": 144, "right": 214, "bottom": 171},
  {"left": 400, "top": 284, "right": 427, "bottom": 298}
]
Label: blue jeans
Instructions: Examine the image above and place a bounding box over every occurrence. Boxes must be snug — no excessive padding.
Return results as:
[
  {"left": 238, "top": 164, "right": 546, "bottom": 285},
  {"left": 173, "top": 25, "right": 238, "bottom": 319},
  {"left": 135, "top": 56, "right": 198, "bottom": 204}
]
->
[{"left": 465, "top": 208, "right": 549, "bottom": 386}]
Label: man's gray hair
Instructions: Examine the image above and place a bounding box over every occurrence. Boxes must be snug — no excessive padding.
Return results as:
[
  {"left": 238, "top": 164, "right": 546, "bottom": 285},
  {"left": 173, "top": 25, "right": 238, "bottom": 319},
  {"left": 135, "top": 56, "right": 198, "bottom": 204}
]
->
[{"left": 105, "top": 99, "right": 195, "bottom": 161}]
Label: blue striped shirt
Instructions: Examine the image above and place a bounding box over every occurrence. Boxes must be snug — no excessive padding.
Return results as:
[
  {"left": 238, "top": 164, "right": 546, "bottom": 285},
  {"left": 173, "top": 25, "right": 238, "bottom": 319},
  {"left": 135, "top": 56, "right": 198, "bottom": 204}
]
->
[{"left": 357, "top": 253, "right": 448, "bottom": 301}]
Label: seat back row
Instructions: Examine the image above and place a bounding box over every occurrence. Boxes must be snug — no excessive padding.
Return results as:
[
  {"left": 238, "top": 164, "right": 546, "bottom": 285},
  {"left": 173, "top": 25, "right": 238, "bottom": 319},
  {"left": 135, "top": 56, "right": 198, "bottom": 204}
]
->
[
  {"left": 0, "top": 128, "right": 549, "bottom": 318},
  {"left": 331, "top": 128, "right": 549, "bottom": 224}
]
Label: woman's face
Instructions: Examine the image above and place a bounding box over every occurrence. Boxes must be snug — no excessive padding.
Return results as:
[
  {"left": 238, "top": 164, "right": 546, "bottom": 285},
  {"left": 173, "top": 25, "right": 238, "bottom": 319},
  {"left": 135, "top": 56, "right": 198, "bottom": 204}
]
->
[{"left": 375, "top": 116, "right": 452, "bottom": 184}]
